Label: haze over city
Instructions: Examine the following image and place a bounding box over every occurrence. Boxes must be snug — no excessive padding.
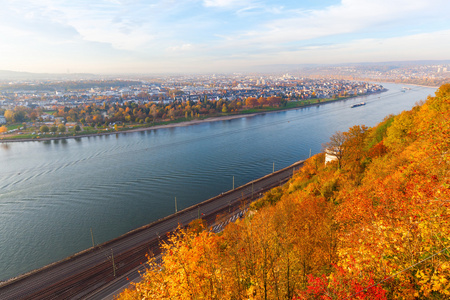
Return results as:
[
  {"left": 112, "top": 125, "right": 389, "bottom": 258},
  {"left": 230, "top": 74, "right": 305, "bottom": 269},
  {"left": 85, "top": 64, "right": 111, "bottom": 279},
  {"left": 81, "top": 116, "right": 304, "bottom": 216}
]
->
[{"left": 1, "top": 0, "right": 450, "bottom": 74}]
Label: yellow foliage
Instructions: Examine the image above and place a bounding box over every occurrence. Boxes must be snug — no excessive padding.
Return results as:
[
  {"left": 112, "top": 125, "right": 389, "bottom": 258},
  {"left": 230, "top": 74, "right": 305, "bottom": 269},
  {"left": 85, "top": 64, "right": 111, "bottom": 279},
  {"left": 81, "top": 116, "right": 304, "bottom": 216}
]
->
[{"left": 118, "top": 84, "right": 450, "bottom": 300}]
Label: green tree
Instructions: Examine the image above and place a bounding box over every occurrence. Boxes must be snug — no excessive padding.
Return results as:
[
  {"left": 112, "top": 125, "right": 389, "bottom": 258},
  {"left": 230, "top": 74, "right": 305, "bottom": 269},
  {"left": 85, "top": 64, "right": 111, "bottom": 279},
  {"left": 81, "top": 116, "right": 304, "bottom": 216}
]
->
[
  {"left": 58, "top": 124, "right": 66, "bottom": 133},
  {"left": 40, "top": 125, "right": 49, "bottom": 133},
  {"left": 74, "top": 125, "right": 81, "bottom": 132}
]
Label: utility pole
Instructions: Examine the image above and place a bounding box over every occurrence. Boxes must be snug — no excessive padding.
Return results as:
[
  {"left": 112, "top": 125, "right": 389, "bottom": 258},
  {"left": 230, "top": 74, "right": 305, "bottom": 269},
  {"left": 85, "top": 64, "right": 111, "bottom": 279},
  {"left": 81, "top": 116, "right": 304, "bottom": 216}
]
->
[
  {"left": 111, "top": 249, "right": 116, "bottom": 277},
  {"left": 175, "top": 197, "right": 177, "bottom": 213},
  {"left": 273, "top": 162, "right": 275, "bottom": 173},
  {"left": 233, "top": 176, "right": 234, "bottom": 190}
]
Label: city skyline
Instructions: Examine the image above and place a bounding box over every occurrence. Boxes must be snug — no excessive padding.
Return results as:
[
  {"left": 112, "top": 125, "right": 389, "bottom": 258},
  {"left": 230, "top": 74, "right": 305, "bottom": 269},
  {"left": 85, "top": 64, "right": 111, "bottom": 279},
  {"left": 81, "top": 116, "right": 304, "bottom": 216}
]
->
[{"left": 1, "top": 0, "right": 450, "bottom": 74}]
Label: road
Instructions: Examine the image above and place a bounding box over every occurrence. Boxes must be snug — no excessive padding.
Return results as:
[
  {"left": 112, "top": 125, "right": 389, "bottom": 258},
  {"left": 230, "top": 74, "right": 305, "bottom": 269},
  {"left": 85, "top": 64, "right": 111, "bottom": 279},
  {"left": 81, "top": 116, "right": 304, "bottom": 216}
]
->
[{"left": 0, "top": 160, "right": 304, "bottom": 300}]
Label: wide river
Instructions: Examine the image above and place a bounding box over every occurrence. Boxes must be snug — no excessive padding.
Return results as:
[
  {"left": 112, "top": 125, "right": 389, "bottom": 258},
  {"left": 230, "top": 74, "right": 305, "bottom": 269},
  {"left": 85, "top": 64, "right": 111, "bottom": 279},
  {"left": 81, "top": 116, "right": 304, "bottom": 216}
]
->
[{"left": 0, "top": 83, "right": 437, "bottom": 281}]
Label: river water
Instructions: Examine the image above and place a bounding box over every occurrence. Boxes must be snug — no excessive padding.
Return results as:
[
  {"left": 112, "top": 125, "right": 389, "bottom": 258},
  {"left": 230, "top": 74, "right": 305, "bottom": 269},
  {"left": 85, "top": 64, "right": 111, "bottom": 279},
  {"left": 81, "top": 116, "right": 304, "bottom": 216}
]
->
[{"left": 0, "top": 83, "right": 437, "bottom": 281}]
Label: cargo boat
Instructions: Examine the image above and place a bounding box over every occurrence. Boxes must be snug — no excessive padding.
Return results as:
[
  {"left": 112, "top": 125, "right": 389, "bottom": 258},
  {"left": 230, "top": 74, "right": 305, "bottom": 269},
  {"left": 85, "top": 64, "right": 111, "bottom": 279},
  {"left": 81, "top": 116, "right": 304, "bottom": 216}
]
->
[{"left": 351, "top": 102, "right": 366, "bottom": 108}]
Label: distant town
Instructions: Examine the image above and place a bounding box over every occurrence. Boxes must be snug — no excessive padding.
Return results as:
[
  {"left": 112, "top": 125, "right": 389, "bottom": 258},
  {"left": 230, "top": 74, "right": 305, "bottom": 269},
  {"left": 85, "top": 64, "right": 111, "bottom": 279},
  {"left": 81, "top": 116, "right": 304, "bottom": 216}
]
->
[
  {"left": 0, "top": 76, "right": 382, "bottom": 110},
  {"left": 297, "top": 61, "right": 450, "bottom": 86},
  {"left": 0, "top": 61, "right": 448, "bottom": 140}
]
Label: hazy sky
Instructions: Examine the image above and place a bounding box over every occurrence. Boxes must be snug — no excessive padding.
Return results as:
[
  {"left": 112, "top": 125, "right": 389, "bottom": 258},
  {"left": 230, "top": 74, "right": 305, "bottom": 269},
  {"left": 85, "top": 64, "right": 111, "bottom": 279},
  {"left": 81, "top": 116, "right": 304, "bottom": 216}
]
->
[{"left": 1, "top": 0, "right": 449, "bottom": 74}]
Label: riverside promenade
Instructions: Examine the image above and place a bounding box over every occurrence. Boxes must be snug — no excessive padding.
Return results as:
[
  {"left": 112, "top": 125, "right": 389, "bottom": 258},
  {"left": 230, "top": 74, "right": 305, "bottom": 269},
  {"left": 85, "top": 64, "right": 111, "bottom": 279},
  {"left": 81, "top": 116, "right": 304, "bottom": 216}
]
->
[{"left": 0, "top": 160, "right": 305, "bottom": 300}]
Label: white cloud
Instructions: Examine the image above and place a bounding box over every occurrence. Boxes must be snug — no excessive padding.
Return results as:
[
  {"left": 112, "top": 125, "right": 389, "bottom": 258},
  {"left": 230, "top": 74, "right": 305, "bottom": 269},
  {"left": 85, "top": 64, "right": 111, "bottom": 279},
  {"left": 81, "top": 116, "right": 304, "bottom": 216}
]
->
[
  {"left": 203, "top": 0, "right": 251, "bottom": 8},
  {"left": 167, "top": 43, "right": 194, "bottom": 52},
  {"left": 223, "top": 0, "right": 450, "bottom": 46},
  {"left": 0, "top": 0, "right": 160, "bottom": 51},
  {"left": 1, "top": 0, "right": 449, "bottom": 73},
  {"left": 250, "top": 29, "right": 450, "bottom": 66}
]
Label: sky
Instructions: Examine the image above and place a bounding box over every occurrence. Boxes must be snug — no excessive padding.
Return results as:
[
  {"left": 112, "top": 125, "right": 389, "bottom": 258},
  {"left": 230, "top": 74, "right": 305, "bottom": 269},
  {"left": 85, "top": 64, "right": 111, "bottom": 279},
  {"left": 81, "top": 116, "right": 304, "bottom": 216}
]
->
[{"left": 1, "top": 0, "right": 450, "bottom": 74}]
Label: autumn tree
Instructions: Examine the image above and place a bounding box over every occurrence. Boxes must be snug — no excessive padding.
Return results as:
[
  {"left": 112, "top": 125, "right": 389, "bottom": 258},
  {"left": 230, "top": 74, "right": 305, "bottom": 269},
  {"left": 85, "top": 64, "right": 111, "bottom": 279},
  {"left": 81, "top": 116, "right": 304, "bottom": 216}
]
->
[
  {"left": 267, "top": 96, "right": 282, "bottom": 107},
  {"left": 119, "top": 85, "right": 450, "bottom": 300},
  {"left": 323, "top": 130, "right": 346, "bottom": 168},
  {"left": 257, "top": 97, "right": 267, "bottom": 106},
  {"left": 4, "top": 110, "right": 13, "bottom": 123},
  {"left": 246, "top": 97, "right": 258, "bottom": 108}
]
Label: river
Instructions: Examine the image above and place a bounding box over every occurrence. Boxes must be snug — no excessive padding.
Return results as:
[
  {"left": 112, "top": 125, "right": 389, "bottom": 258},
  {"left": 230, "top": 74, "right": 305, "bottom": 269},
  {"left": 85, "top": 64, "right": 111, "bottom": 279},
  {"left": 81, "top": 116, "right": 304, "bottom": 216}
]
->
[{"left": 0, "top": 82, "right": 437, "bottom": 281}]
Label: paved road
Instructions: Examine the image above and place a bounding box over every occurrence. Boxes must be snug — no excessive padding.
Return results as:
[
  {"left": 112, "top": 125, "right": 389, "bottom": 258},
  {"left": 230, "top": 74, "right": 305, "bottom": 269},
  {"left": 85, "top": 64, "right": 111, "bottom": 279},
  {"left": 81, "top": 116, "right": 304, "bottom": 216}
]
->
[{"left": 0, "top": 160, "right": 304, "bottom": 300}]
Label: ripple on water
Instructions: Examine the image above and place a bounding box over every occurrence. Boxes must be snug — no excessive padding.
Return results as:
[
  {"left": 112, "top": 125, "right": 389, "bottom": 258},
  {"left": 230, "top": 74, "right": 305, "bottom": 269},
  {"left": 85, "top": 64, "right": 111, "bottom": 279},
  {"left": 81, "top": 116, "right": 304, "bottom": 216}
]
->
[{"left": 0, "top": 84, "right": 438, "bottom": 281}]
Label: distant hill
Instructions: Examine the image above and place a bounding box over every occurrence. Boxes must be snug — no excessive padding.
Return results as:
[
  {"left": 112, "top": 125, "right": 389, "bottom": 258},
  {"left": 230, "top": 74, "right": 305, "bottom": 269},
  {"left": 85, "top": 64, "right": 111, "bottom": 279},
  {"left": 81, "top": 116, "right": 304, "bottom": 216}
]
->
[
  {"left": 247, "top": 60, "right": 450, "bottom": 74},
  {"left": 0, "top": 70, "right": 96, "bottom": 81}
]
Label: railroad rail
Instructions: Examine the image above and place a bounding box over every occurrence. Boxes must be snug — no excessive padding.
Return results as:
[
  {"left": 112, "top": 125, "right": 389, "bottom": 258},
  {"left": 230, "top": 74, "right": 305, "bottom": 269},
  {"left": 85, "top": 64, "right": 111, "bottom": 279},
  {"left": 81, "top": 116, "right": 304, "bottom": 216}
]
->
[{"left": 0, "top": 160, "right": 304, "bottom": 299}]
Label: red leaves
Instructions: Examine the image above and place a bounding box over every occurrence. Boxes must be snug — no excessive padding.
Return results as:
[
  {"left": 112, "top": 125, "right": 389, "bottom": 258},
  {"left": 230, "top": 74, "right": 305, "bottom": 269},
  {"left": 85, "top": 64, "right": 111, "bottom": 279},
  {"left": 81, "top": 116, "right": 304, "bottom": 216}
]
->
[
  {"left": 297, "top": 264, "right": 387, "bottom": 300},
  {"left": 117, "top": 84, "right": 450, "bottom": 300}
]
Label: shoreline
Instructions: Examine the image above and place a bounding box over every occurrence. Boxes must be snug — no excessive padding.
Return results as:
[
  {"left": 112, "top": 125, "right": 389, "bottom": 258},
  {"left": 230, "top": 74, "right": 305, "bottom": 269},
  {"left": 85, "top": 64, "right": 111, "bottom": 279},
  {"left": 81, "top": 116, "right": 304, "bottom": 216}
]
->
[
  {"left": 0, "top": 113, "right": 262, "bottom": 143},
  {"left": 0, "top": 91, "right": 384, "bottom": 143}
]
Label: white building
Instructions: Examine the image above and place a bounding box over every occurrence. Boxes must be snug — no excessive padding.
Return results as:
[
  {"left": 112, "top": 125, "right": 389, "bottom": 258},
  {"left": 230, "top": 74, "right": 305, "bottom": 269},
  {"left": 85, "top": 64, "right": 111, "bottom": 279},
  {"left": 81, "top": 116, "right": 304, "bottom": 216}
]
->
[
  {"left": 0, "top": 115, "right": 6, "bottom": 124},
  {"left": 325, "top": 148, "right": 340, "bottom": 164}
]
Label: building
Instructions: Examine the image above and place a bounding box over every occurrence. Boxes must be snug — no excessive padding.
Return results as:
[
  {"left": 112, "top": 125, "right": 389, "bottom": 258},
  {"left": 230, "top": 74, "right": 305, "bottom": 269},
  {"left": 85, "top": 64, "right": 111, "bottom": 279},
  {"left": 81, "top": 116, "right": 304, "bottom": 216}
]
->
[
  {"left": 0, "top": 115, "right": 6, "bottom": 125},
  {"left": 325, "top": 148, "right": 340, "bottom": 164}
]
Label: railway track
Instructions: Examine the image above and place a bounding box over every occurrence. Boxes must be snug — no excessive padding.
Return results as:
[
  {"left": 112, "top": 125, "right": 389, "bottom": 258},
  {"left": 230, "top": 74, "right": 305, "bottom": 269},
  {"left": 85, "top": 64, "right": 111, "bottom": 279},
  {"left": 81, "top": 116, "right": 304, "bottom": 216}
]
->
[{"left": 0, "top": 160, "right": 304, "bottom": 299}]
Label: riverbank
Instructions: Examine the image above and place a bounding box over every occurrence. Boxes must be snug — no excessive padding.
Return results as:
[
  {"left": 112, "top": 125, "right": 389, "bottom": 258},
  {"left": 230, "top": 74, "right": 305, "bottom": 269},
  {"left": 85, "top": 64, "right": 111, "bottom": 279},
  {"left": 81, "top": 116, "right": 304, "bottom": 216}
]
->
[
  {"left": 0, "top": 91, "right": 383, "bottom": 143},
  {"left": 0, "top": 82, "right": 434, "bottom": 283}
]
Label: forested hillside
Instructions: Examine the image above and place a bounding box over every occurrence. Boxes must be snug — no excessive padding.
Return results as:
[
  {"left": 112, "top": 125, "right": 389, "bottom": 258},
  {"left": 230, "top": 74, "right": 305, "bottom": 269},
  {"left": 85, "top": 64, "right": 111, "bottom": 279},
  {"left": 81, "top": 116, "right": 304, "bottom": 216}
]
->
[{"left": 118, "top": 84, "right": 450, "bottom": 299}]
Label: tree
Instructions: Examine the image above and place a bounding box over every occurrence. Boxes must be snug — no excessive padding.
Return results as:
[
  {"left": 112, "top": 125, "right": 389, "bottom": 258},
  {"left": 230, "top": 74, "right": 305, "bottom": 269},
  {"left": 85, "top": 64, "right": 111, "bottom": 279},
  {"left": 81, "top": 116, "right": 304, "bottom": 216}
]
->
[
  {"left": 13, "top": 110, "right": 26, "bottom": 123},
  {"left": 323, "top": 131, "right": 346, "bottom": 168},
  {"left": 4, "top": 110, "right": 13, "bottom": 123},
  {"left": 58, "top": 124, "right": 66, "bottom": 133},
  {"left": 50, "top": 126, "right": 58, "bottom": 133},
  {"left": 258, "top": 97, "right": 267, "bottom": 106},
  {"left": 246, "top": 97, "right": 258, "bottom": 108},
  {"left": 74, "top": 125, "right": 81, "bottom": 132},
  {"left": 267, "top": 96, "right": 282, "bottom": 107},
  {"left": 150, "top": 104, "right": 158, "bottom": 122},
  {"left": 118, "top": 84, "right": 450, "bottom": 300},
  {"left": 0, "top": 126, "right": 7, "bottom": 133},
  {"left": 40, "top": 125, "right": 49, "bottom": 133}
]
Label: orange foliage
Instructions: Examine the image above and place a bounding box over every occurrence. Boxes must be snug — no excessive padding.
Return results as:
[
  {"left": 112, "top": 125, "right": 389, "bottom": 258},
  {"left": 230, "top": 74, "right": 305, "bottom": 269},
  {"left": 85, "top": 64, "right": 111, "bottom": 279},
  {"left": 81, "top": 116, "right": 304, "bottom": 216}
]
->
[
  {"left": 245, "top": 97, "right": 258, "bottom": 108},
  {"left": 118, "top": 84, "right": 450, "bottom": 300}
]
